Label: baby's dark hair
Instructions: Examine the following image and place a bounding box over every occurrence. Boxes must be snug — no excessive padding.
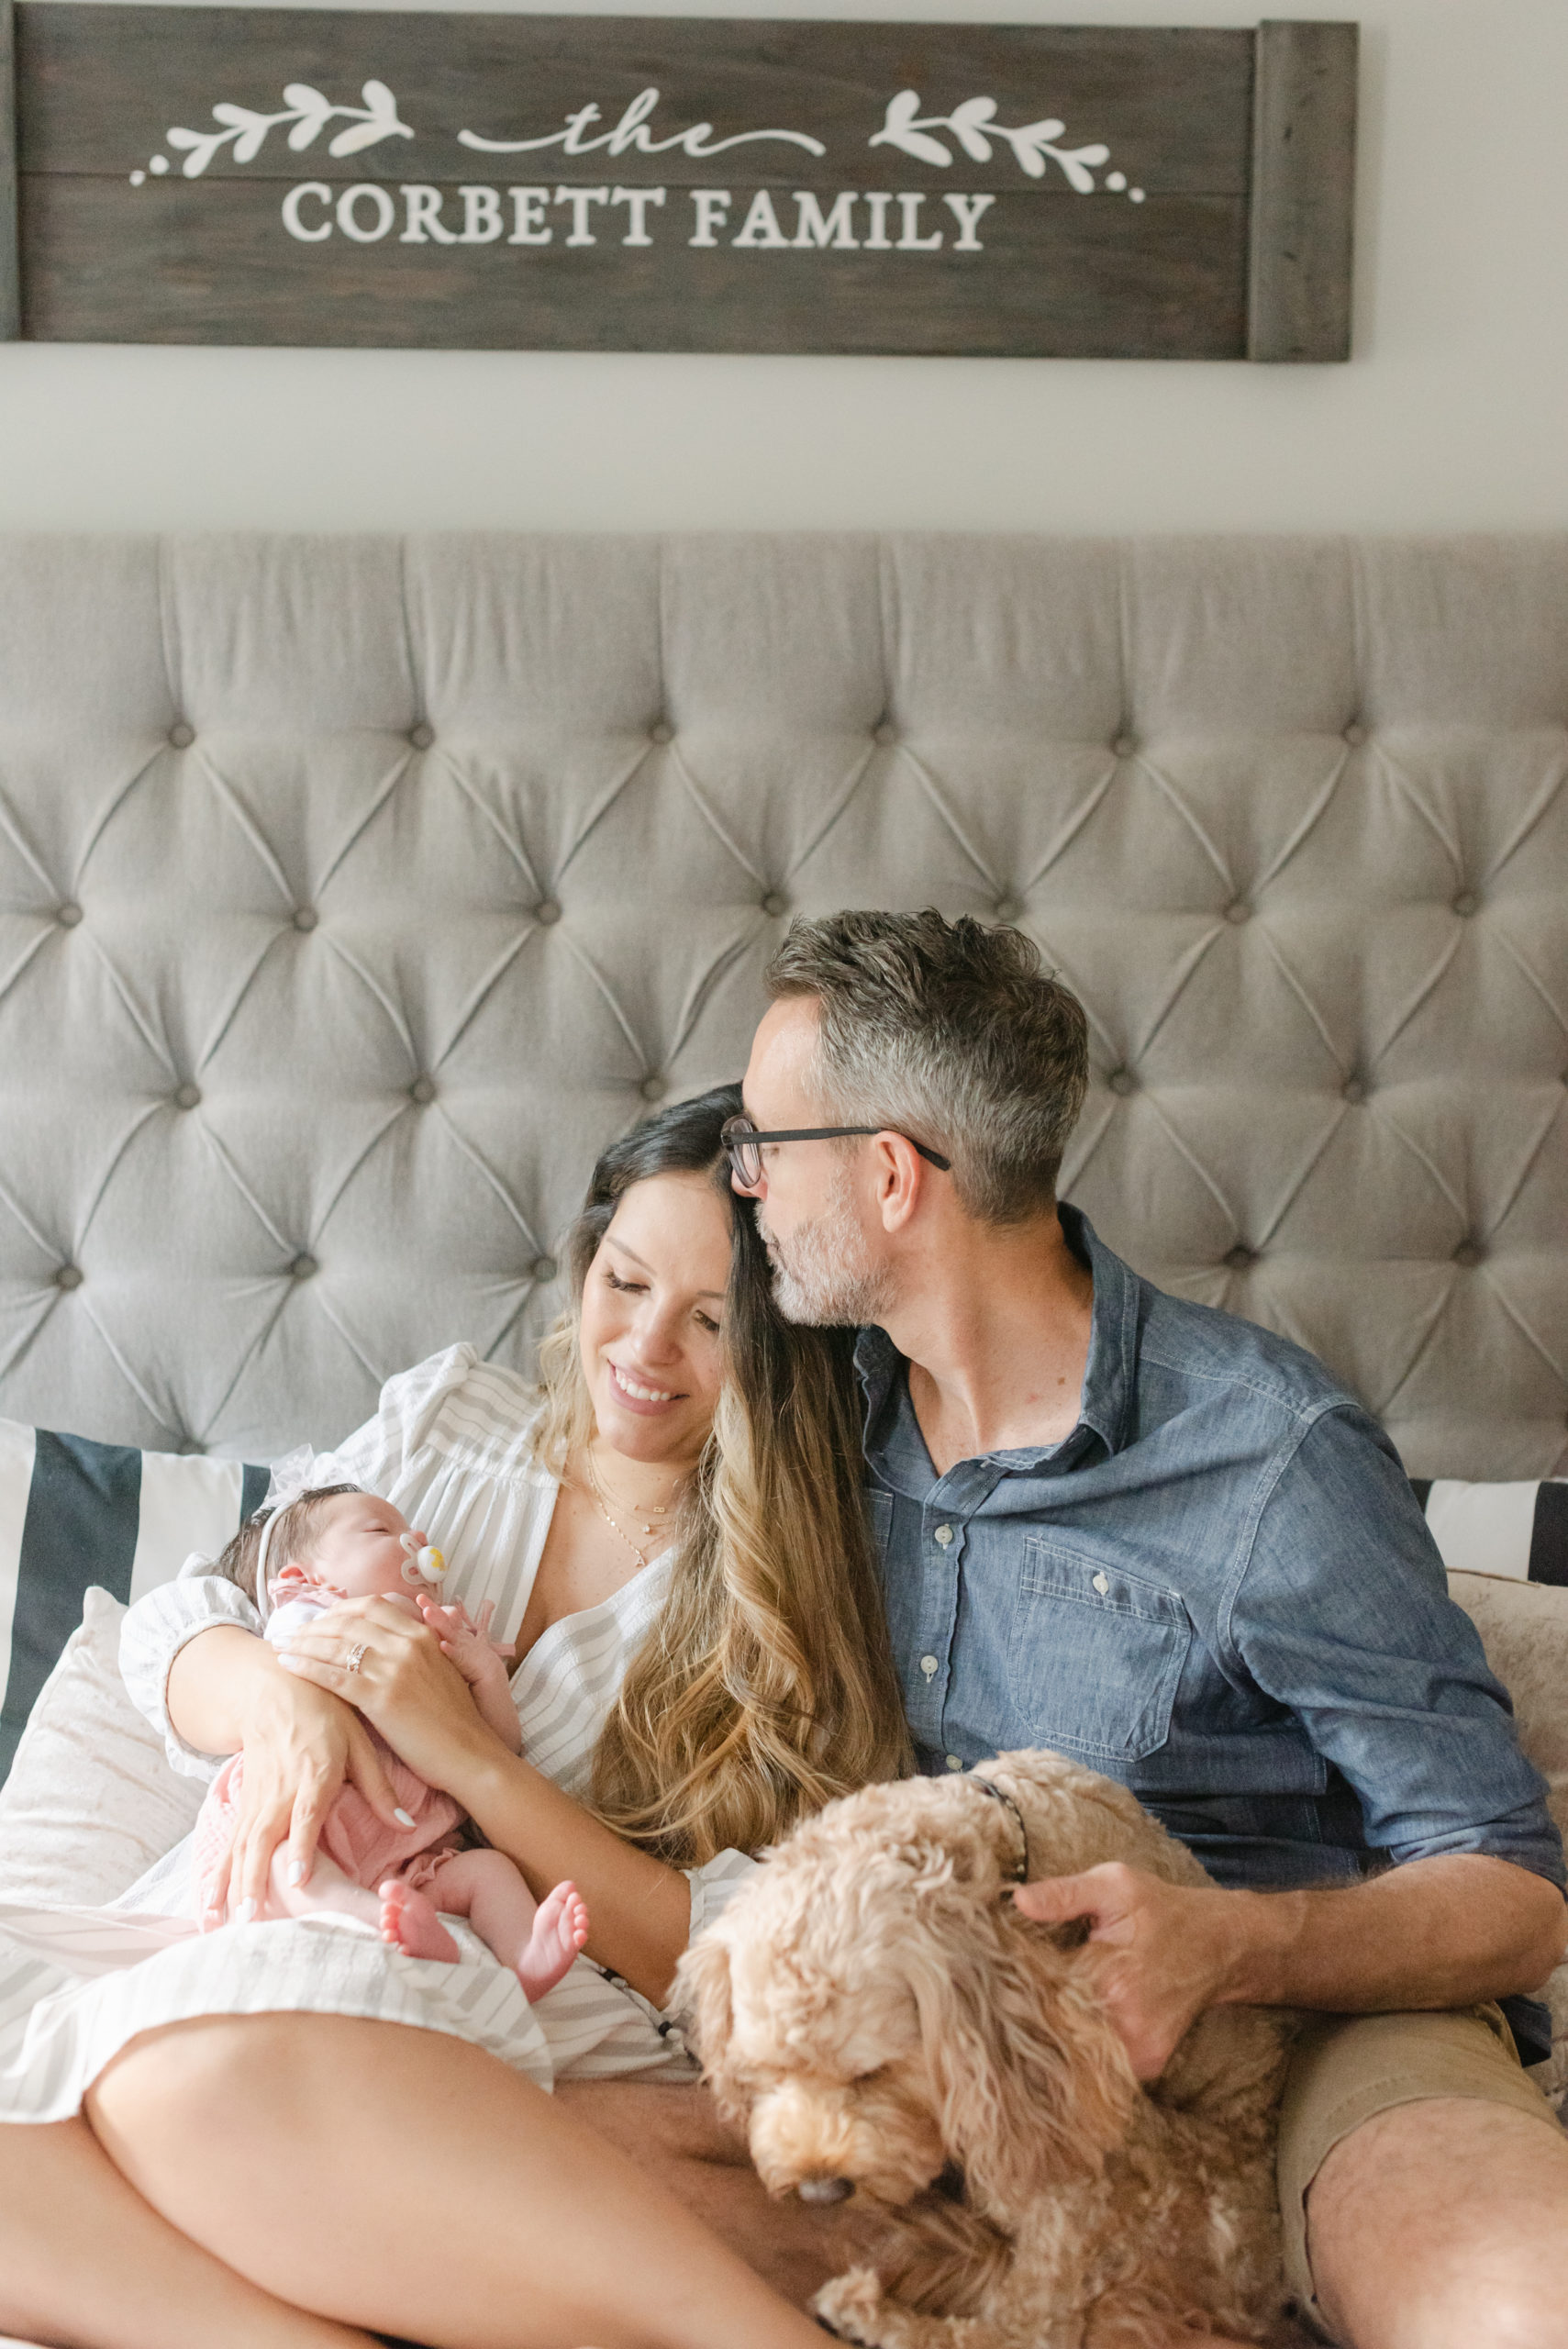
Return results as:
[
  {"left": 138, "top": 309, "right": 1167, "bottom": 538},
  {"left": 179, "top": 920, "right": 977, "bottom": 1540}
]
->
[{"left": 214, "top": 1484, "right": 361, "bottom": 1604}]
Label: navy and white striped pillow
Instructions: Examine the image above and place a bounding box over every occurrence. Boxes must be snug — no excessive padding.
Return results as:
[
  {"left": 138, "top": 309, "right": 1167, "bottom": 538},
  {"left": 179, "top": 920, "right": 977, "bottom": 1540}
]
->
[
  {"left": 0, "top": 1419, "right": 267, "bottom": 1786},
  {"left": 1410, "top": 1479, "right": 1568, "bottom": 1586}
]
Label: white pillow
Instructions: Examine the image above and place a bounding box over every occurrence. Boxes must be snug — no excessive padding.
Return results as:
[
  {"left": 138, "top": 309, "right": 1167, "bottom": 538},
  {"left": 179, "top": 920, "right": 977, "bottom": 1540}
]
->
[{"left": 0, "top": 1587, "right": 205, "bottom": 1907}]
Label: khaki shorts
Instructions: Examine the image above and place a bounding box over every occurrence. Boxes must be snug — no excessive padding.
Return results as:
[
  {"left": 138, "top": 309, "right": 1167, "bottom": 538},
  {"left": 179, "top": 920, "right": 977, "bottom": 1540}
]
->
[{"left": 1277, "top": 2003, "right": 1561, "bottom": 2336}]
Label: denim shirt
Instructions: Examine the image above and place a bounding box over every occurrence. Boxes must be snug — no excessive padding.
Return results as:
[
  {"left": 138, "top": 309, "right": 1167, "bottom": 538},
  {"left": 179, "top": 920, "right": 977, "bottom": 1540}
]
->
[{"left": 860, "top": 1208, "right": 1565, "bottom": 1913}]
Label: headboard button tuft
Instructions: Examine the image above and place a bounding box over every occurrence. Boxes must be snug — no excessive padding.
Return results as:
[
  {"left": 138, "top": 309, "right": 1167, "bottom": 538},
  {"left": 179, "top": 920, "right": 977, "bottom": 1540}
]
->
[
  {"left": 293, "top": 907, "right": 318, "bottom": 933},
  {"left": 1452, "top": 890, "right": 1479, "bottom": 918},
  {"left": 409, "top": 722, "right": 435, "bottom": 750},
  {"left": 1341, "top": 1077, "right": 1367, "bottom": 1105},
  {"left": 1343, "top": 722, "right": 1368, "bottom": 747},
  {"left": 1224, "top": 1246, "right": 1255, "bottom": 1272},
  {"left": 168, "top": 722, "right": 195, "bottom": 750},
  {"left": 409, "top": 1076, "right": 436, "bottom": 1106},
  {"left": 762, "top": 891, "right": 788, "bottom": 918},
  {"left": 535, "top": 898, "right": 562, "bottom": 926},
  {"left": 174, "top": 1084, "right": 201, "bottom": 1111},
  {"left": 55, "top": 1264, "right": 83, "bottom": 1292},
  {"left": 1453, "top": 1241, "right": 1485, "bottom": 1268},
  {"left": 56, "top": 902, "right": 82, "bottom": 929},
  {"left": 1225, "top": 900, "right": 1252, "bottom": 926},
  {"left": 640, "top": 1075, "right": 668, "bottom": 1103},
  {"left": 650, "top": 719, "right": 674, "bottom": 744},
  {"left": 531, "top": 1255, "right": 558, "bottom": 1283},
  {"left": 1107, "top": 1068, "right": 1136, "bottom": 1097},
  {"left": 873, "top": 720, "right": 898, "bottom": 746},
  {"left": 1112, "top": 733, "right": 1138, "bottom": 757},
  {"left": 290, "top": 1253, "right": 317, "bottom": 1281}
]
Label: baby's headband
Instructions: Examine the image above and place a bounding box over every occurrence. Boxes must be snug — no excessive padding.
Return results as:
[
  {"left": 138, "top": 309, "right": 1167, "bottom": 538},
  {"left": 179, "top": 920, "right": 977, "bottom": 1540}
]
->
[{"left": 250, "top": 1444, "right": 359, "bottom": 1628}]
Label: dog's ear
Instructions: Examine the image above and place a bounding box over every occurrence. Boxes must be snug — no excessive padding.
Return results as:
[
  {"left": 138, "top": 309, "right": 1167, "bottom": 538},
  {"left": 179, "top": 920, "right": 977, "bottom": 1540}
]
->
[
  {"left": 671, "top": 1930, "right": 743, "bottom": 2118},
  {"left": 903, "top": 1898, "right": 1139, "bottom": 2221}
]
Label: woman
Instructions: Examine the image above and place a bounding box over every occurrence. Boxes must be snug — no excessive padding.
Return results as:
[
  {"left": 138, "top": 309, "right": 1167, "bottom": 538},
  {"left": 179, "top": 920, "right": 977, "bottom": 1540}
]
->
[{"left": 0, "top": 1085, "right": 907, "bottom": 2349}]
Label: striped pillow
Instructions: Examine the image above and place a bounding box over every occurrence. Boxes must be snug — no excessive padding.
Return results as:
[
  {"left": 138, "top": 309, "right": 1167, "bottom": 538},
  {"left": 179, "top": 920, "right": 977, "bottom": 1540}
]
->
[
  {"left": 0, "top": 1419, "right": 268, "bottom": 1787},
  {"left": 1410, "top": 1478, "right": 1568, "bottom": 1586}
]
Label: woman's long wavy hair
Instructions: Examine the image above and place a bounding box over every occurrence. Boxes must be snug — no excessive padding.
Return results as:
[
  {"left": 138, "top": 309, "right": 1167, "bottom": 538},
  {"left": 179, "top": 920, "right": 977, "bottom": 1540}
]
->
[{"left": 534, "top": 1084, "right": 910, "bottom": 1866}]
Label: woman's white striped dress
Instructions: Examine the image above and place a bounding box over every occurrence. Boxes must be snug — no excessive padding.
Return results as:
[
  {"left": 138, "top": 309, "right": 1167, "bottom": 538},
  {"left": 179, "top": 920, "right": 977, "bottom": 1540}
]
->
[{"left": 0, "top": 1346, "right": 756, "bottom": 2122}]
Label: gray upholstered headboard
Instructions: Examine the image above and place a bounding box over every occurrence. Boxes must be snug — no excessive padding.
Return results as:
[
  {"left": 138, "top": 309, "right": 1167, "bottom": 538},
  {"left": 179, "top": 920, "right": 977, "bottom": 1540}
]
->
[{"left": 1, "top": 532, "right": 1563, "bottom": 1480}]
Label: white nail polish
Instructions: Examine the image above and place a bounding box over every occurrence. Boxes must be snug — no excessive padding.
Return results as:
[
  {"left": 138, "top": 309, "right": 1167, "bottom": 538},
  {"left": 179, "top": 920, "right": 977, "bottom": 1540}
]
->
[
  {"left": 287, "top": 1860, "right": 306, "bottom": 1887},
  {"left": 238, "top": 1897, "right": 258, "bottom": 1921},
  {"left": 394, "top": 1808, "right": 416, "bottom": 1829}
]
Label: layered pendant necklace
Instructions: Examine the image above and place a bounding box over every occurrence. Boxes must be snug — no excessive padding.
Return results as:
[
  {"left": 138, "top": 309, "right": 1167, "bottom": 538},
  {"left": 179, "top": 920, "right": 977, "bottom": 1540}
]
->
[{"left": 583, "top": 1447, "right": 683, "bottom": 1572}]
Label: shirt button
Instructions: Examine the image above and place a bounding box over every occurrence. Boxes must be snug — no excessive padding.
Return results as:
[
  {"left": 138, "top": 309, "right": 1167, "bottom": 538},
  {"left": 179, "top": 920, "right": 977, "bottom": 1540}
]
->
[
  {"left": 919, "top": 1653, "right": 939, "bottom": 1678},
  {"left": 934, "top": 1524, "right": 954, "bottom": 1547},
  {"left": 945, "top": 1754, "right": 963, "bottom": 1771},
  {"left": 1093, "top": 1570, "right": 1110, "bottom": 1595}
]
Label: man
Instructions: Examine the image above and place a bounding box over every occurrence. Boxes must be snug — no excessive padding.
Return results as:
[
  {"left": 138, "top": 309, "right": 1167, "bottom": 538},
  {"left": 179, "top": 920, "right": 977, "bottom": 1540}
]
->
[{"left": 714, "top": 907, "right": 1567, "bottom": 2348}]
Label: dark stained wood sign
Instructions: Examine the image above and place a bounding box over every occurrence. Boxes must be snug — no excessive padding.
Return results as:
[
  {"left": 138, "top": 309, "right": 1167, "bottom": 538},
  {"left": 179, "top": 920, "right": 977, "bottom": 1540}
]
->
[{"left": 0, "top": 6, "right": 1357, "bottom": 358}]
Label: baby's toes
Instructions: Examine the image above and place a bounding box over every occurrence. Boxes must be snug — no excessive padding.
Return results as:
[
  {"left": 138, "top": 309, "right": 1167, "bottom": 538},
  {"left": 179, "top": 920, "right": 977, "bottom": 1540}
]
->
[{"left": 379, "top": 1877, "right": 461, "bottom": 1964}]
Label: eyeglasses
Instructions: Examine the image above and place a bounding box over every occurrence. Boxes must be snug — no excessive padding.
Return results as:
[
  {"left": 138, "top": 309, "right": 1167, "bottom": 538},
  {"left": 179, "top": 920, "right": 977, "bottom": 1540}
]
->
[{"left": 720, "top": 1115, "right": 951, "bottom": 1190}]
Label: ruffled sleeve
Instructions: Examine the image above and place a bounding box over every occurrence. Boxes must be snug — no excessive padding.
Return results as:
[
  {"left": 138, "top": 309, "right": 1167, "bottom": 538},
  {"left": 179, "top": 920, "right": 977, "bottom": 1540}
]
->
[
  {"left": 117, "top": 1559, "right": 264, "bottom": 1781},
  {"left": 683, "top": 1844, "right": 759, "bottom": 1940}
]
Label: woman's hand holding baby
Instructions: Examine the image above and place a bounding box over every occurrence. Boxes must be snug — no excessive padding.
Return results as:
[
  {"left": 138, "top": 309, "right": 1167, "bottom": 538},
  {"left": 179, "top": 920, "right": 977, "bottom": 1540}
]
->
[
  {"left": 280, "top": 1593, "right": 514, "bottom": 1794},
  {"left": 203, "top": 1642, "right": 404, "bottom": 1923}
]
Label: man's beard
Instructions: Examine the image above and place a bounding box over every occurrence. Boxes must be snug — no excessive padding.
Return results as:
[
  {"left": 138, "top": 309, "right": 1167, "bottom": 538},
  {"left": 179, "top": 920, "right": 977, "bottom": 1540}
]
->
[{"left": 757, "top": 1163, "right": 896, "bottom": 1327}]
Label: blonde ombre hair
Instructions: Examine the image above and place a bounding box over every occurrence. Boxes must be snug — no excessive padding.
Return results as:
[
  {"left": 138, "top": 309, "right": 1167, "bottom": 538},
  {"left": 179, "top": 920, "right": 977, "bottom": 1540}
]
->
[{"left": 535, "top": 1085, "right": 910, "bottom": 1867}]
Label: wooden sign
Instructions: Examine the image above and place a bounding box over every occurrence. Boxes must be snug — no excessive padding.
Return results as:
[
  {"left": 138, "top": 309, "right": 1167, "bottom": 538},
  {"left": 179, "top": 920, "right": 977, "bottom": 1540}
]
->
[{"left": 0, "top": 6, "right": 1357, "bottom": 359}]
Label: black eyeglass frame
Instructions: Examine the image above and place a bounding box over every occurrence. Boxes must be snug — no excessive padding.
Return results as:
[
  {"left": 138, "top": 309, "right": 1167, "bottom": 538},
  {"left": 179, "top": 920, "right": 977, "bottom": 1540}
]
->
[{"left": 720, "top": 1115, "right": 951, "bottom": 1186}]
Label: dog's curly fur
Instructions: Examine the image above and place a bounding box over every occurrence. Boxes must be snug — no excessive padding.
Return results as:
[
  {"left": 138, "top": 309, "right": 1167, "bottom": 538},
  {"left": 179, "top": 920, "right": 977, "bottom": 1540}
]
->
[{"left": 674, "top": 1749, "right": 1297, "bottom": 2349}]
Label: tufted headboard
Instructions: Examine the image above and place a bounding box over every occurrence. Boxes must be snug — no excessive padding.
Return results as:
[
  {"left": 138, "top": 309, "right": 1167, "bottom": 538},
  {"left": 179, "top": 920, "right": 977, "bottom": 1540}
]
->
[{"left": 0, "top": 531, "right": 1564, "bottom": 1480}]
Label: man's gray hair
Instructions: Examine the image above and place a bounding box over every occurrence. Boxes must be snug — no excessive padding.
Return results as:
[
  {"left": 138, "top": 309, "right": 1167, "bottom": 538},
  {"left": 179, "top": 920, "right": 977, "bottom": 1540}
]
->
[{"left": 764, "top": 909, "right": 1089, "bottom": 1226}]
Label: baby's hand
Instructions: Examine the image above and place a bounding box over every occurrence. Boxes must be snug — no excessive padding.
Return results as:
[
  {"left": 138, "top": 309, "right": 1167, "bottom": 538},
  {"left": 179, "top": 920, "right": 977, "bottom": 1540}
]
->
[
  {"left": 416, "top": 1594, "right": 515, "bottom": 1689},
  {"left": 416, "top": 1593, "right": 523, "bottom": 1756}
]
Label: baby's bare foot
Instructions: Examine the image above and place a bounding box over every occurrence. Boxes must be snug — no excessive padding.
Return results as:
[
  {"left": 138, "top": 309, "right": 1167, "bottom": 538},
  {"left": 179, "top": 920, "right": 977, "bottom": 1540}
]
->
[
  {"left": 518, "top": 1878, "right": 589, "bottom": 2000},
  {"left": 380, "top": 1877, "right": 461, "bottom": 1964}
]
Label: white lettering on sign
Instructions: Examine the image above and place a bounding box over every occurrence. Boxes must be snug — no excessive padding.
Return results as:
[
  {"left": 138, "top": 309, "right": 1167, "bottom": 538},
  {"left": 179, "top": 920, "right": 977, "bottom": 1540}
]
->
[
  {"left": 281, "top": 181, "right": 333, "bottom": 241},
  {"left": 896, "top": 193, "right": 942, "bottom": 251},
  {"left": 688, "top": 190, "right": 731, "bottom": 248},
  {"left": 460, "top": 85, "right": 826, "bottom": 162},
  {"left": 281, "top": 184, "right": 996, "bottom": 253},
  {"left": 401, "top": 184, "right": 456, "bottom": 243},
  {"left": 862, "top": 193, "right": 894, "bottom": 250},
  {"left": 793, "top": 192, "right": 858, "bottom": 250},
  {"left": 732, "top": 191, "right": 789, "bottom": 249},
  {"left": 613, "top": 186, "right": 667, "bottom": 246},
  {"left": 337, "top": 182, "right": 395, "bottom": 242},
  {"left": 508, "top": 187, "right": 552, "bottom": 245},
  {"left": 460, "top": 186, "right": 506, "bottom": 243},
  {"left": 556, "top": 186, "right": 609, "bottom": 246}
]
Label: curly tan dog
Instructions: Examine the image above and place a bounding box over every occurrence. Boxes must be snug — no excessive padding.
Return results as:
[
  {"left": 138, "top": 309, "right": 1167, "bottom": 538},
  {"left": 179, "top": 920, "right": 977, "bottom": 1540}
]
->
[{"left": 674, "top": 1749, "right": 1297, "bottom": 2349}]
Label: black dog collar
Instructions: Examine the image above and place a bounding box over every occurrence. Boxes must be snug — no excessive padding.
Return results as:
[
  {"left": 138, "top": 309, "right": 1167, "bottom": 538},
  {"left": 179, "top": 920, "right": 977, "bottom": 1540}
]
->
[{"left": 969, "top": 1771, "right": 1030, "bottom": 1886}]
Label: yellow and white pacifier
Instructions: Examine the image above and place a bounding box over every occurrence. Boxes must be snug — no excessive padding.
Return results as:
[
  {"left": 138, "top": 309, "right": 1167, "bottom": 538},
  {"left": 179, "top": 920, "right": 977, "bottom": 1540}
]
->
[{"left": 400, "top": 1532, "right": 447, "bottom": 1587}]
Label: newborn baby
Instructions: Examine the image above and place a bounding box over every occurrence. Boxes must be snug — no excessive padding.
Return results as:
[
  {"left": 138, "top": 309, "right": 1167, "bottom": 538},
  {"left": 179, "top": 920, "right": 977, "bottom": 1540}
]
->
[{"left": 188, "top": 1483, "right": 587, "bottom": 1998}]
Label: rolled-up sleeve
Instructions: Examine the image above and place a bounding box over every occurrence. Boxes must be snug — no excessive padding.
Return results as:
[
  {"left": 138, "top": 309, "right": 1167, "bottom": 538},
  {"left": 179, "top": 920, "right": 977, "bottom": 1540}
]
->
[
  {"left": 1228, "top": 1406, "right": 1565, "bottom": 1890},
  {"left": 118, "top": 1562, "right": 264, "bottom": 1780}
]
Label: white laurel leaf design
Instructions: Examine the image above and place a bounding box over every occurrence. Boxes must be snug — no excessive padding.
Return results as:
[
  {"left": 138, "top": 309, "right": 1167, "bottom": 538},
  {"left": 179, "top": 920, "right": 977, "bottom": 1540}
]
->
[
  {"left": 870, "top": 91, "right": 1114, "bottom": 189},
  {"left": 160, "top": 81, "right": 414, "bottom": 177}
]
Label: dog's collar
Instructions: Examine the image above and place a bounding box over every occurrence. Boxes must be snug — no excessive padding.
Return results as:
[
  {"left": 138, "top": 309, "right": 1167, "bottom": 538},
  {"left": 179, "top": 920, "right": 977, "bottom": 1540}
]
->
[{"left": 968, "top": 1772, "right": 1029, "bottom": 1886}]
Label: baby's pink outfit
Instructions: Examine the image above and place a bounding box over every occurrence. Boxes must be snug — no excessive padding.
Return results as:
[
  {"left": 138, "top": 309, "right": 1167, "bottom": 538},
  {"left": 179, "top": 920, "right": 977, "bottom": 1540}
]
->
[{"left": 192, "top": 1583, "right": 467, "bottom": 1919}]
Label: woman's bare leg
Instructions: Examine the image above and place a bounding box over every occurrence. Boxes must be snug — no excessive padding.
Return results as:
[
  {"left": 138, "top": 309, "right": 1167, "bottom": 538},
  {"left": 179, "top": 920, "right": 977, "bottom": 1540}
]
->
[
  {"left": 87, "top": 2012, "right": 829, "bottom": 2349},
  {"left": 0, "top": 2115, "right": 378, "bottom": 2349}
]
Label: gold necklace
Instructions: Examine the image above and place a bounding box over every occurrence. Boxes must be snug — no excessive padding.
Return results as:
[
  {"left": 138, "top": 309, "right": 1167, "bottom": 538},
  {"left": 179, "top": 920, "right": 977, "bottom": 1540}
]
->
[
  {"left": 587, "top": 1449, "right": 682, "bottom": 1533},
  {"left": 583, "top": 1451, "right": 681, "bottom": 1570}
]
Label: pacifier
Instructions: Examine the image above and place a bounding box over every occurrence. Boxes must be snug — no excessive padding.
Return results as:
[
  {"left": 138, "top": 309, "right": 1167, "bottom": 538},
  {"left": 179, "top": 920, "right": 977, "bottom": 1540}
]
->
[{"left": 400, "top": 1531, "right": 447, "bottom": 1587}]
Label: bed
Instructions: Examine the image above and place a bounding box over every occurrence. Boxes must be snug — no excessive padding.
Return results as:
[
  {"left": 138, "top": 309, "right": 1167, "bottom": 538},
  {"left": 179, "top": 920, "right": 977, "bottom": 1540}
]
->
[{"left": 0, "top": 530, "right": 1564, "bottom": 2337}]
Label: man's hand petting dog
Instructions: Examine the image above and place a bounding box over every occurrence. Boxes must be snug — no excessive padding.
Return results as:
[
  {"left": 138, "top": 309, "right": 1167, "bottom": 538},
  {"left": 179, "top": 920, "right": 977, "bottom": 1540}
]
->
[{"left": 1013, "top": 1862, "right": 1244, "bottom": 2081}]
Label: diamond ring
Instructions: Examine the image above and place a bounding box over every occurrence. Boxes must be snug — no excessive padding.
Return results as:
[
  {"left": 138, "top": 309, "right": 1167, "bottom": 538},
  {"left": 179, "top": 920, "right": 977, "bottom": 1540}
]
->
[{"left": 345, "top": 1642, "right": 368, "bottom": 1674}]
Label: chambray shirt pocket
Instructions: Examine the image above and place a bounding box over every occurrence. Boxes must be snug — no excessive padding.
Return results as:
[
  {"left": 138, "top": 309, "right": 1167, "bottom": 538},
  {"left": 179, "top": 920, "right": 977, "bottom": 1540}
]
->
[{"left": 1008, "top": 1540, "right": 1191, "bottom": 1761}]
